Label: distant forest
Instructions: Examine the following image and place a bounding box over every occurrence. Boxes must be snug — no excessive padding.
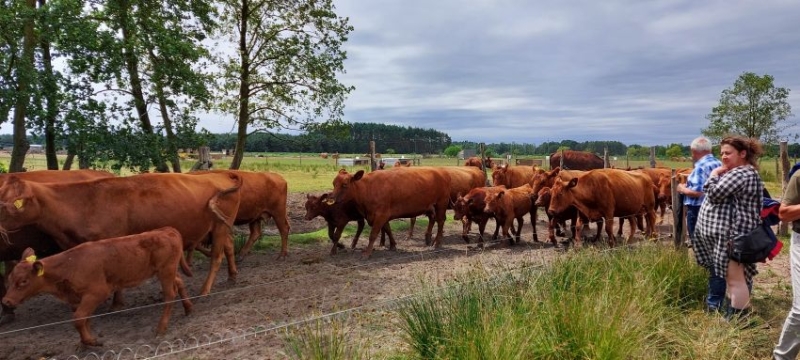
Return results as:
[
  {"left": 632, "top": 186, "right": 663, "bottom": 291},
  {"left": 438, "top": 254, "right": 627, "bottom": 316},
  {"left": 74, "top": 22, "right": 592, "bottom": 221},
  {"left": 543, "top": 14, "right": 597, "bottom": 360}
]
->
[{"left": 4, "top": 122, "right": 798, "bottom": 157}]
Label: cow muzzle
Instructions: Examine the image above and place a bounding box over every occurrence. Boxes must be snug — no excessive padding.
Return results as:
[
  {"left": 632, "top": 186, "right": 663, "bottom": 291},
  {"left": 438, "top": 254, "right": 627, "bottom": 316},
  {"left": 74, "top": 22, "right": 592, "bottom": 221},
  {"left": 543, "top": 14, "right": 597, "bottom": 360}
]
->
[
  {"left": 325, "top": 198, "right": 336, "bottom": 205},
  {"left": 1, "top": 297, "right": 17, "bottom": 308}
]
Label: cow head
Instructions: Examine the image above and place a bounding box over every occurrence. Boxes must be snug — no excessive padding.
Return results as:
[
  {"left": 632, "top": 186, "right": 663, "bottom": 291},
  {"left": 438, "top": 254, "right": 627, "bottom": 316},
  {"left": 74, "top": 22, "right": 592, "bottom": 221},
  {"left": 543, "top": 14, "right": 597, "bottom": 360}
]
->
[
  {"left": 2, "top": 248, "right": 46, "bottom": 309},
  {"left": 0, "top": 176, "right": 40, "bottom": 232},
  {"left": 483, "top": 190, "right": 504, "bottom": 214},
  {"left": 491, "top": 165, "right": 508, "bottom": 187},
  {"left": 328, "top": 169, "right": 364, "bottom": 205},
  {"left": 533, "top": 187, "right": 551, "bottom": 208},
  {"left": 548, "top": 177, "right": 579, "bottom": 216},
  {"left": 657, "top": 174, "right": 671, "bottom": 202},
  {"left": 453, "top": 193, "right": 468, "bottom": 221},
  {"left": 304, "top": 193, "right": 324, "bottom": 220},
  {"left": 530, "top": 167, "right": 561, "bottom": 197}
]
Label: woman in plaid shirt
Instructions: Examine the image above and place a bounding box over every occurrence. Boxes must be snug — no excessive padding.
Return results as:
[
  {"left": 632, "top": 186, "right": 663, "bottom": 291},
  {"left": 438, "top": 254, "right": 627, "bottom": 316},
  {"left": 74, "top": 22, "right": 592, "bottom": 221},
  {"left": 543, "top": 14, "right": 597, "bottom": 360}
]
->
[{"left": 694, "top": 135, "right": 764, "bottom": 320}]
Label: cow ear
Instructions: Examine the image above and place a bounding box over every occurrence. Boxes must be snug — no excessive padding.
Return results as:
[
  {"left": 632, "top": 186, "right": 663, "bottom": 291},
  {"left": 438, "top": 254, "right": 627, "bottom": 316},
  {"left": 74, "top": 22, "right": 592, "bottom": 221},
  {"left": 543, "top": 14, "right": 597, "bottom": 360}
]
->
[
  {"left": 567, "top": 178, "right": 579, "bottom": 188},
  {"left": 497, "top": 190, "right": 505, "bottom": 199},
  {"left": 353, "top": 170, "right": 365, "bottom": 181},
  {"left": 32, "top": 261, "right": 44, "bottom": 277},
  {"left": 338, "top": 169, "right": 348, "bottom": 175},
  {"left": 320, "top": 193, "right": 328, "bottom": 201},
  {"left": 21, "top": 247, "right": 35, "bottom": 262}
]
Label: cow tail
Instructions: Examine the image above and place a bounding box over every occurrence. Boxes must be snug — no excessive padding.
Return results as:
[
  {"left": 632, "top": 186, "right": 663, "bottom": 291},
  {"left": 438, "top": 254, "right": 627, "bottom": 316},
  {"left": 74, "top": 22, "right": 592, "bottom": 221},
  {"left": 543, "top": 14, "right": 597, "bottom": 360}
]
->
[
  {"left": 180, "top": 254, "right": 194, "bottom": 277},
  {"left": 208, "top": 173, "right": 243, "bottom": 228}
]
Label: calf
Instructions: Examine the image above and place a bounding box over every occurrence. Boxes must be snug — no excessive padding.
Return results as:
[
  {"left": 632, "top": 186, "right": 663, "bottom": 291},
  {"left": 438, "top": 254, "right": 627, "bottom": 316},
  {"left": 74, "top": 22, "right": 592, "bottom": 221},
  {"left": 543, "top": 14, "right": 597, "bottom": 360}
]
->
[
  {"left": 484, "top": 184, "right": 537, "bottom": 245},
  {"left": 534, "top": 186, "right": 601, "bottom": 245},
  {"left": 453, "top": 186, "right": 506, "bottom": 246},
  {"left": 2, "top": 227, "right": 193, "bottom": 346},
  {"left": 303, "top": 193, "right": 397, "bottom": 255}
]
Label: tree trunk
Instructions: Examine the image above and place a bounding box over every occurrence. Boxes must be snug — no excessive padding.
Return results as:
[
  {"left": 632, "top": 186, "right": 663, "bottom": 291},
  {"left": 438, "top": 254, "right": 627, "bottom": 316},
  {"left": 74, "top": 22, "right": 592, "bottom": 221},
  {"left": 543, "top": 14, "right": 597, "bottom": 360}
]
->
[
  {"left": 118, "top": 0, "right": 168, "bottom": 173},
  {"left": 150, "top": 56, "right": 181, "bottom": 173},
  {"left": 62, "top": 152, "right": 74, "bottom": 170},
  {"left": 230, "top": 0, "right": 250, "bottom": 170},
  {"left": 39, "top": 0, "right": 59, "bottom": 170},
  {"left": 10, "top": 0, "right": 37, "bottom": 173}
]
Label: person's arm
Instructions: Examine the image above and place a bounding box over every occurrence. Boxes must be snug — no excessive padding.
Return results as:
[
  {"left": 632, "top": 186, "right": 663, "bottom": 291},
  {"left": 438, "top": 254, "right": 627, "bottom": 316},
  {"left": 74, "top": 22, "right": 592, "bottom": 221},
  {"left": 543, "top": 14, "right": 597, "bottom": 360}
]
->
[
  {"left": 781, "top": 174, "right": 800, "bottom": 222},
  {"left": 703, "top": 165, "right": 743, "bottom": 204},
  {"left": 779, "top": 204, "right": 800, "bottom": 223},
  {"left": 677, "top": 183, "right": 703, "bottom": 198}
]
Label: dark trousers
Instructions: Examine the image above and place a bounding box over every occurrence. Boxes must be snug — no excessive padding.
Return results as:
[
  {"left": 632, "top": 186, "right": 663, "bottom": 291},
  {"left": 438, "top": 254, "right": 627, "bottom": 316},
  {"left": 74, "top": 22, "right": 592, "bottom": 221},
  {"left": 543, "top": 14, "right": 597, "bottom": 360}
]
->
[{"left": 686, "top": 204, "right": 728, "bottom": 309}]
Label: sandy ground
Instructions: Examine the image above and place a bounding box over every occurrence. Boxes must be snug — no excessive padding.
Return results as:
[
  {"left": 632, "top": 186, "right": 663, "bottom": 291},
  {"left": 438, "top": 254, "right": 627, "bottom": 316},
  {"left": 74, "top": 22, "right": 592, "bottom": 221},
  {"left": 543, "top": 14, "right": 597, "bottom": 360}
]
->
[{"left": 0, "top": 194, "right": 786, "bottom": 360}]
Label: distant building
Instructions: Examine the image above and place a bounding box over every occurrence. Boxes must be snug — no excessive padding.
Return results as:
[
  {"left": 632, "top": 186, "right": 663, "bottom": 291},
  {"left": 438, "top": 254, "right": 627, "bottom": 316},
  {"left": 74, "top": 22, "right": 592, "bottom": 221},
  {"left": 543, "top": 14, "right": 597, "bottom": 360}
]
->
[
  {"left": 27, "top": 144, "right": 43, "bottom": 154},
  {"left": 458, "top": 149, "right": 476, "bottom": 160}
]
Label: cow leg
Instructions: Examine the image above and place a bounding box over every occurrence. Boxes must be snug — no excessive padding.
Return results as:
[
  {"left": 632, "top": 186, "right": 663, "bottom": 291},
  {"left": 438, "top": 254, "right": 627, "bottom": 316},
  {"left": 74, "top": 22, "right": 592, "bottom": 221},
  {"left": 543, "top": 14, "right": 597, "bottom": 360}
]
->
[
  {"left": 431, "top": 204, "right": 447, "bottom": 248},
  {"left": 529, "top": 207, "right": 539, "bottom": 243},
  {"left": 547, "top": 217, "right": 557, "bottom": 245},
  {"left": 408, "top": 216, "right": 416, "bottom": 239},
  {"left": 384, "top": 223, "right": 397, "bottom": 251},
  {"left": 273, "top": 212, "right": 291, "bottom": 259},
  {"left": 327, "top": 223, "right": 340, "bottom": 255},
  {"left": 514, "top": 216, "right": 525, "bottom": 244},
  {"left": 0, "top": 262, "right": 16, "bottom": 325},
  {"left": 362, "top": 217, "right": 389, "bottom": 258},
  {"left": 350, "top": 219, "right": 365, "bottom": 249},
  {"left": 174, "top": 276, "right": 193, "bottom": 315},
  {"left": 626, "top": 215, "right": 638, "bottom": 244},
  {"left": 658, "top": 202, "right": 666, "bottom": 225},
  {"left": 110, "top": 290, "right": 126, "bottom": 310},
  {"left": 476, "top": 218, "right": 488, "bottom": 247},
  {"left": 236, "top": 220, "right": 262, "bottom": 263},
  {"left": 74, "top": 293, "right": 107, "bottom": 346},
  {"left": 574, "top": 217, "right": 585, "bottom": 248},
  {"left": 424, "top": 218, "right": 435, "bottom": 246},
  {"left": 198, "top": 227, "right": 237, "bottom": 295},
  {"left": 605, "top": 215, "right": 616, "bottom": 247},
  {"left": 156, "top": 273, "right": 178, "bottom": 335},
  {"left": 461, "top": 217, "right": 471, "bottom": 243},
  {"left": 617, "top": 217, "right": 625, "bottom": 237},
  {"left": 646, "top": 208, "right": 657, "bottom": 240},
  {"left": 224, "top": 234, "right": 237, "bottom": 284}
]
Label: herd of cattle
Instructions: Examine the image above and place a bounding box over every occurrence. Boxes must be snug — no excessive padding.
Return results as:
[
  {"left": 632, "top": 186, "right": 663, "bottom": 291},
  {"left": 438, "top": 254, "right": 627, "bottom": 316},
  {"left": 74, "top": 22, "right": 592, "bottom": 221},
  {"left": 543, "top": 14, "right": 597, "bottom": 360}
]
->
[{"left": 0, "top": 150, "right": 690, "bottom": 347}]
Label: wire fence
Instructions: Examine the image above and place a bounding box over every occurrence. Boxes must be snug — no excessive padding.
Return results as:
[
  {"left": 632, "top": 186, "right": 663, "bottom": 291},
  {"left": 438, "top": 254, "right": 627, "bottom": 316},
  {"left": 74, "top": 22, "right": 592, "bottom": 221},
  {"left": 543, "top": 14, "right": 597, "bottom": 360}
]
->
[{"left": 3, "top": 210, "right": 680, "bottom": 360}]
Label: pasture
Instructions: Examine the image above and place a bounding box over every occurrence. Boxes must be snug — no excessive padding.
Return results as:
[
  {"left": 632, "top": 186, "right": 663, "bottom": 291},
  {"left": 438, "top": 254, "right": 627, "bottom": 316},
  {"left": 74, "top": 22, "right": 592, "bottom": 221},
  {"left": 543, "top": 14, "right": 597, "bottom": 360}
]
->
[{"left": 0, "top": 152, "right": 792, "bottom": 360}]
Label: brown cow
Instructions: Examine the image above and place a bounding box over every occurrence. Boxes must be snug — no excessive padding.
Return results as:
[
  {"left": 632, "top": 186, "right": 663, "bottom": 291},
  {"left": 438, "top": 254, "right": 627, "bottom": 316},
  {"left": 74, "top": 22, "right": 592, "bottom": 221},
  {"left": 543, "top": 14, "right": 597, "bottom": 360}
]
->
[
  {"left": 484, "top": 184, "right": 537, "bottom": 244},
  {"left": 452, "top": 186, "right": 505, "bottom": 246},
  {"left": 328, "top": 168, "right": 451, "bottom": 257},
  {"left": 632, "top": 167, "right": 671, "bottom": 224},
  {"left": 189, "top": 170, "right": 290, "bottom": 262},
  {"left": 303, "top": 193, "right": 400, "bottom": 254},
  {"left": 464, "top": 156, "right": 483, "bottom": 169},
  {"left": 549, "top": 150, "right": 604, "bottom": 170},
  {"left": 548, "top": 169, "right": 656, "bottom": 247},
  {"left": 2, "top": 227, "right": 193, "bottom": 346},
  {"left": 0, "top": 170, "right": 115, "bottom": 324},
  {"left": 394, "top": 160, "right": 411, "bottom": 167},
  {"left": 534, "top": 186, "right": 602, "bottom": 245},
  {"left": 439, "top": 166, "right": 486, "bottom": 241},
  {"left": 492, "top": 164, "right": 535, "bottom": 188},
  {"left": 529, "top": 167, "right": 585, "bottom": 238},
  {"left": 0, "top": 172, "right": 241, "bottom": 295}
]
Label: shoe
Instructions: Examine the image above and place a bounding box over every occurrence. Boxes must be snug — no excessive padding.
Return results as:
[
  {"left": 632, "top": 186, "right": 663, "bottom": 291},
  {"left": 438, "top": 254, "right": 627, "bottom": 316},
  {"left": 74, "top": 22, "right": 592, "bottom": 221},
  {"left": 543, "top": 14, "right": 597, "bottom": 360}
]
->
[{"left": 724, "top": 307, "right": 758, "bottom": 329}]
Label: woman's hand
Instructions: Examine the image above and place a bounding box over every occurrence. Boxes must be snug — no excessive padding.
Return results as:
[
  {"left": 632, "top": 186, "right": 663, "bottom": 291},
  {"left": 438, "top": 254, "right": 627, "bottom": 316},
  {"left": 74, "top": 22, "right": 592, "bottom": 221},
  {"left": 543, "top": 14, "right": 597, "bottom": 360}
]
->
[{"left": 710, "top": 166, "right": 729, "bottom": 177}]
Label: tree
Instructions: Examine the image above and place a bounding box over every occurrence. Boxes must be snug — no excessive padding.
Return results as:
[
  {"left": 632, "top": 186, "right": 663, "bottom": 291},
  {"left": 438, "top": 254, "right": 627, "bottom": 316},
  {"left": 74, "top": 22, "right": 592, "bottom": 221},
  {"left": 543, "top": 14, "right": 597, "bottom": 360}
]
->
[
  {"left": 216, "top": 0, "right": 354, "bottom": 169},
  {"left": 443, "top": 145, "right": 461, "bottom": 157},
  {"left": 703, "top": 72, "right": 794, "bottom": 145},
  {"left": 665, "top": 144, "right": 683, "bottom": 159}
]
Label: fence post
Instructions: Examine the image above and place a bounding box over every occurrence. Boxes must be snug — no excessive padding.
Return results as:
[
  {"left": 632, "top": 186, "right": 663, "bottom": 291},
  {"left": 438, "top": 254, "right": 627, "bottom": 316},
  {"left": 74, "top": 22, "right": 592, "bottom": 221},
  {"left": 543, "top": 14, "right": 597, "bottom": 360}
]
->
[
  {"left": 480, "top": 143, "right": 489, "bottom": 185},
  {"left": 649, "top": 147, "right": 656, "bottom": 168},
  {"left": 603, "top": 146, "right": 609, "bottom": 168},
  {"left": 780, "top": 141, "right": 790, "bottom": 236},
  {"left": 369, "top": 141, "right": 376, "bottom": 171},
  {"left": 560, "top": 149, "right": 565, "bottom": 169},
  {"left": 671, "top": 168, "right": 686, "bottom": 249}
]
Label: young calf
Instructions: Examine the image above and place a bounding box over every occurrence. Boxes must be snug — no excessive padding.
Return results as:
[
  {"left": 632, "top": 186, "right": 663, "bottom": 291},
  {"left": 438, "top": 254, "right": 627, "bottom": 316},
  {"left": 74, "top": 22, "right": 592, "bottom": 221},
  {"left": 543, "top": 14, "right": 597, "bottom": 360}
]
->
[
  {"left": 484, "top": 184, "right": 537, "bottom": 245},
  {"left": 303, "top": 193, "right": 397, "bottom": 254},
  {"left": 1, "top": 227, "right": 193, "bottom": 346}
]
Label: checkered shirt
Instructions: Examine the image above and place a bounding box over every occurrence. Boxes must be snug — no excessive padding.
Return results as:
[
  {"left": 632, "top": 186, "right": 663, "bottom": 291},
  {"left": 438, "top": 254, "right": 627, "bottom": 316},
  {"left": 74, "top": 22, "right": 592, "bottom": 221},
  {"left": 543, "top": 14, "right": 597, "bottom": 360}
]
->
[
  {"left": 684, "top": 154, "right": 722, "bottom": 206},
  {"left": 693, "top": 165, "right": 763, "bottom": 281}
]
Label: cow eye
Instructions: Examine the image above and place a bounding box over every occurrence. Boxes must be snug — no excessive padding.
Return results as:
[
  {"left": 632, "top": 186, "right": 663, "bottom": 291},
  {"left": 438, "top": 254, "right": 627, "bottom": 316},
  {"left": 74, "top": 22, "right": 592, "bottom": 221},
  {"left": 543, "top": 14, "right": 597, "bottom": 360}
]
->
[{"left": 17, "top": 280, "right": 27, "bottom": 288}]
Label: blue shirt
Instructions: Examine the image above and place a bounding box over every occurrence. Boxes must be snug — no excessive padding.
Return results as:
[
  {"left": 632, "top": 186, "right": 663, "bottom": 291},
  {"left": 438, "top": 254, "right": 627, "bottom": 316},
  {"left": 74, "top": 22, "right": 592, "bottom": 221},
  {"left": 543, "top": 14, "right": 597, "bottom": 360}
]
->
[{"left": 684, "top": 153, "right": 722, "bottom": 206}]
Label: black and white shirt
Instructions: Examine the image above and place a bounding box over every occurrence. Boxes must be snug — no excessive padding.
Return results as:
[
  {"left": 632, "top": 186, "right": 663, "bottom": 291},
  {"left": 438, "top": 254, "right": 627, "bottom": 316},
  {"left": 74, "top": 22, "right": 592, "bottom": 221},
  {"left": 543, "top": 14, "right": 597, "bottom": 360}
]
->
[{"left": 693, "top": 165, "right": 763, "bottom": 281}]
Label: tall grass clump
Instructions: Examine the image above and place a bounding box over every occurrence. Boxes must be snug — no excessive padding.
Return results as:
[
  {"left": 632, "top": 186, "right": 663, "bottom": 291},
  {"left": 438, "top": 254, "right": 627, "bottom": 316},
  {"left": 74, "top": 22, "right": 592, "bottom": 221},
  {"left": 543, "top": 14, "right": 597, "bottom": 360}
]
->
[
  {"left": 398, "top": 245, "right": 710, "bottom": 359},
  {"left": 283, "top": 316, "right": 369, "bottom": 360}
]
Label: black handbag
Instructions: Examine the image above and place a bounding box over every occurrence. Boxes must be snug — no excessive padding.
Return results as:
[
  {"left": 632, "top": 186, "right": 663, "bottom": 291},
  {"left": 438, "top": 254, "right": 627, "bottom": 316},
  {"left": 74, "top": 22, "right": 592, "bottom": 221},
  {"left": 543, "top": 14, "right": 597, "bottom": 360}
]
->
[{"left": 728, "top": 222, "right": 777, "bottom": 263}]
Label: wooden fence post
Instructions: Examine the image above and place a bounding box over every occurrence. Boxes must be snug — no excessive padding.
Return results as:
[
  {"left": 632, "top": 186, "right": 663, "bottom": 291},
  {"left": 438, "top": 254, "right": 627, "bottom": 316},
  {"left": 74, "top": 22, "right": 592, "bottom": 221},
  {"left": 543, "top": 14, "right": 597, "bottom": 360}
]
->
[
  {"left": 671, "top": 168, "right": 686, "bottom": 249},
  {"left": 603, "top": 146, "right": 609, "bottom": 168},
  {"left": 780, "top": 141, "right": 790, "bottom": 236},
  {"left": 649, "top": 147, "right": 656, "bottom": 168},
  {"left": 369, "top": 141, "right": 376, "bottom": 171}
]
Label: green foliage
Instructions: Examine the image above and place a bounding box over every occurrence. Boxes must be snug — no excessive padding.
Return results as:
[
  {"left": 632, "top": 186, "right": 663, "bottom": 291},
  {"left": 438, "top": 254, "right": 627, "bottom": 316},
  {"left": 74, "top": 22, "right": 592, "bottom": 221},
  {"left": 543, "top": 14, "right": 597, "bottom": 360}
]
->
[
  {"left": 0, "top": 162, "right": 7, "bottom": 173},
  {"left": 283, "top": 317, "right": 368, "bottom": 360},
  {"left": 665, "top": 144, "right": 684, "bottom": 158},
  {"left": 385, "top": 148, "right": 396, "bottom": 154},
  {"left": 443, "top": 145, "right": 461, "bottom": 157},
  {"left": 703, "top": 72, "right": 795, "bottom": 145},
  {"left": 398, "top": 245, "right": 721, "bottom": 360}
]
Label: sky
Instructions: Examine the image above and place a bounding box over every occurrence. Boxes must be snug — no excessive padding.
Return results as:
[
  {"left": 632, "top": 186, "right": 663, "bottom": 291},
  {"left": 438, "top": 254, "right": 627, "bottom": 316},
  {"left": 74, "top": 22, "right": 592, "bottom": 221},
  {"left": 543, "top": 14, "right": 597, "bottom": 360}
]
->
[
  {"left": 6, "top": 0, "right": 800, "bottom": 147},
  {"left": 317, "top": 0, "right": 800, "bottom": 146}
]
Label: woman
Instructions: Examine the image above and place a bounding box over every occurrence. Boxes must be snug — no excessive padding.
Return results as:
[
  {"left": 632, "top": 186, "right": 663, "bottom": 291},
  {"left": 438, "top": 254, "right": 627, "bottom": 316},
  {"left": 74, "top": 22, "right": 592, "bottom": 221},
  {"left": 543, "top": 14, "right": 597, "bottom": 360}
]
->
[{"left": 693, "top": 135, "right": 763, "bottom": 319}]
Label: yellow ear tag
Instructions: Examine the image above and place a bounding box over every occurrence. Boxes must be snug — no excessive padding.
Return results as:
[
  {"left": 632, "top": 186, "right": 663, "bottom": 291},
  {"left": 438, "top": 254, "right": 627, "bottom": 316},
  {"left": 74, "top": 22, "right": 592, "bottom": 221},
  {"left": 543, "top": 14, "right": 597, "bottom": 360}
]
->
[
  {"left": 37, "top": 266, "right": 44, "bottom": 277},
  {"left": 13, "top": 199, "right": 23, "bottom": 209},
  {"left": 25, "top": 255, "right": 36, "bottom": 263}
]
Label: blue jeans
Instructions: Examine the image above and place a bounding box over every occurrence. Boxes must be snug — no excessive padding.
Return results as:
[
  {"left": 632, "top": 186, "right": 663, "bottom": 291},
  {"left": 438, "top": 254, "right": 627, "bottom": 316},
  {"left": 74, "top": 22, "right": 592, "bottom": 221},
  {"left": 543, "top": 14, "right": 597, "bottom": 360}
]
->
[
  {"left": 686, "top": 205, "right": 700, "bottom": 244},
  {"left": 707, "top": 274, "right": 726, "bottom": 310}
]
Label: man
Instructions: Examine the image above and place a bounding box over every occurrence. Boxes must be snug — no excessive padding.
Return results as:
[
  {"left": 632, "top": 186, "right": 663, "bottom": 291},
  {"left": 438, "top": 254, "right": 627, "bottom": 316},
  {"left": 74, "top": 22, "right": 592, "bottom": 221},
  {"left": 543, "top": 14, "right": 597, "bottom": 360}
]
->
[
  {"left": 676, "top": 136, "right": 723, "bottom": 312},
  {"left": 774, "top": 170, "right": 800, "bottom": 359}
]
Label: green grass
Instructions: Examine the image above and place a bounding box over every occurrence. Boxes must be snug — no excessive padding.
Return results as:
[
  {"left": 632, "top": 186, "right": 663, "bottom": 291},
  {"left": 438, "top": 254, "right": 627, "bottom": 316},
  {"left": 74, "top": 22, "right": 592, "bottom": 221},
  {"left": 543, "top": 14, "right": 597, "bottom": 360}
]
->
[
  {"left": 283, "top": 316, "right": 368, "bottom": 360},
  {"left": 394, "top": 244, "right": 781, "bottom": 360}
]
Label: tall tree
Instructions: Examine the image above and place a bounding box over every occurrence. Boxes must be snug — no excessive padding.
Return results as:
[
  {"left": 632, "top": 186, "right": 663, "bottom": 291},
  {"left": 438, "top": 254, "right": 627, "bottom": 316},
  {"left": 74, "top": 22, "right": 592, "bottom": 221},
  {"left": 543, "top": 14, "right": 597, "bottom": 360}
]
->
[
  {"left": 8, "top": 0, "right": 37, "bottom": 172},
  {"left": 216, "top": 0, "right": 354, "bottom": 169},
  {"left": 703, "top": 72, "right": 794, "bottom": 144}
]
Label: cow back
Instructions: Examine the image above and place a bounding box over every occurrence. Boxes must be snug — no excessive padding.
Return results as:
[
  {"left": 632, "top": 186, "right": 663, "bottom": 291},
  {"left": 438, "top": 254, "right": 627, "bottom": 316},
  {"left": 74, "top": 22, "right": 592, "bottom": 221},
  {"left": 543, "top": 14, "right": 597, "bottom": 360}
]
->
[{"left": 549, "top": 150, "right": 604, "bottom": 171}]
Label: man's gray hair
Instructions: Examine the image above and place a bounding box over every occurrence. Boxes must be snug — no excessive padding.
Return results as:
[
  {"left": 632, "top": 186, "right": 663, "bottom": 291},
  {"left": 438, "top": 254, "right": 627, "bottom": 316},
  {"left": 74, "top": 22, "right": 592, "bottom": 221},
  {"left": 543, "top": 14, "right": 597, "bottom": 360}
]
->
[{"left": 690, "top": 136, "right": 713, "bottom": 152}]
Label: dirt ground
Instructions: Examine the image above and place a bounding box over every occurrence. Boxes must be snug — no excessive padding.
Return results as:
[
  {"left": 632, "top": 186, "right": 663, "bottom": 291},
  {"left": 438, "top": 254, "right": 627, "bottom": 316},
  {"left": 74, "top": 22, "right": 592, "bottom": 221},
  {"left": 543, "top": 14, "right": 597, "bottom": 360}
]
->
[{"left": 0, "top": 194, "right": 789, "bottom": 360}]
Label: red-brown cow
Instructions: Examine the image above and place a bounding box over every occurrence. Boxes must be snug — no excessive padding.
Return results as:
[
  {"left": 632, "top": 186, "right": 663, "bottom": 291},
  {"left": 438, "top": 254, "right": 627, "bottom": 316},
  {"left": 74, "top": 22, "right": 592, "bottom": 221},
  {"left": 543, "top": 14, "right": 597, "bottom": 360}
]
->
[
  {"left": 548, "top": 169, "right": 656, "bottom": 247},
  {"left": 656, "top": 168, "right": 692, "bottom": 212},
  {"left": 632, "top": 167, "right": 672, "bottom": 224},
  {"left": 529, "top": 167, "right": 586, "bottom": 239},
  {"left": 303, "top": 193, "right": 397, "bottom": 255},
  {"left": 452, "top": 186, "right": 505, "bottom": 246},
  {"left": 0, "top": 170, "right": 115, "bottom": 324},
  {"left": 549, "top": 150, "right": 604, "bottom": 171},
  {"left": 441, "top": 166, "right": 487, "bottom": 241},
  {"left": 189, "top": 170, "right": 290, "bottom": 262},
  {"left": 2, "top": 227, "right": 193, "bottom": 346},
  {"left": 492, "top": 164, "right": 535, "bottom": 189},
  {"left": 534, "top": 186, "right": 602, "bottom": 245},
  {"left": 464, "top": 156, "right": 484, "bottom": 170},
  {"left": 484, "top": 184, "right": 537, "bottom": 244},
  {"left": 328, "top": 168, "right": 451, "bottom": 257},
  {"left": 0, "top": 172, "right": 241, "bottom": 295}
]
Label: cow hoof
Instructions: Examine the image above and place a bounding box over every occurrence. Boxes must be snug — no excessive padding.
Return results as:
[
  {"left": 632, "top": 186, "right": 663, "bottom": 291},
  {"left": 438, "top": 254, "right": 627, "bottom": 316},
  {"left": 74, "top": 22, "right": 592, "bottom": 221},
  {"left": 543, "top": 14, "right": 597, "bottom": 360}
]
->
[
  {"left": 335, "top": 242, "right": 346, "bottom": 249},
  {"left": 80, "top": 339, "right": 103, "bottom": 348},
  {"left": 0, "top": 313, "right": 15, "bottom": 326},
  {"left": 227, "top": 277, "right": 238, "bottom": 285}
]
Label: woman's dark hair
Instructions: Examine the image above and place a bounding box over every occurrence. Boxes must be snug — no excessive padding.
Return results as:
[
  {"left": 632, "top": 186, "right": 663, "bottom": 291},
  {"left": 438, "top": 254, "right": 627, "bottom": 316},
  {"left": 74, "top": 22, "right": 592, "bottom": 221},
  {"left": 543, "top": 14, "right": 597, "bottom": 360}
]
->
[{"left": 720, "top": 135, "right": 763, "bottom": 168}]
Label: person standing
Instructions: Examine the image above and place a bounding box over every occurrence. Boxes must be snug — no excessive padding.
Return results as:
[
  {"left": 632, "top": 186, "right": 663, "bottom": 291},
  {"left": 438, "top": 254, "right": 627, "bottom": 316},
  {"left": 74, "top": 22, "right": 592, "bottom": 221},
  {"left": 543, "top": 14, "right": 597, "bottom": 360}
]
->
[
  {"left": 774, "top": 169, "right": 800, "bottom": 359},
  {"left": 693, "top": 135, "right": 763, "bottom": 318},
  {"left": 677, "top": 136, "right": 723, "bottom": 311}
]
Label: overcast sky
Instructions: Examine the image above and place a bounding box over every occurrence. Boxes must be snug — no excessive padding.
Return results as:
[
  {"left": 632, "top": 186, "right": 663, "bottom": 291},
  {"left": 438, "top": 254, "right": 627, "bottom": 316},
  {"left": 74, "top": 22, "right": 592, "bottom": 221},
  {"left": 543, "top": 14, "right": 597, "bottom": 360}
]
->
[
  {"left": 7, "top": 0, "right": 799, "bottom": 147},
  {"left": 308, "top": 0, "right": 800, "bottom": 146}
]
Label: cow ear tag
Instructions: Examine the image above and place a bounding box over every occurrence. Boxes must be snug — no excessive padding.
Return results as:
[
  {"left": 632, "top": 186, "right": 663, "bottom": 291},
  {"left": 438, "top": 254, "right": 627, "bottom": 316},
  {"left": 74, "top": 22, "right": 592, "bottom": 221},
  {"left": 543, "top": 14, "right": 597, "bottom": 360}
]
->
[
  {"left": 25, "top": 255, "right": 36, "bottom": 263},
  {"left": 36, "top": 264, "right": 44, "bottom": 277},
  {"left": 13, "top": 199, "right": 23, "bottom": 209}
]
